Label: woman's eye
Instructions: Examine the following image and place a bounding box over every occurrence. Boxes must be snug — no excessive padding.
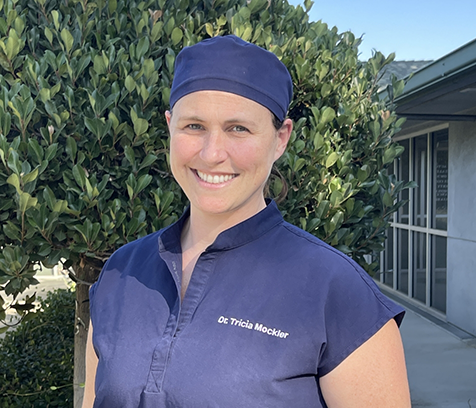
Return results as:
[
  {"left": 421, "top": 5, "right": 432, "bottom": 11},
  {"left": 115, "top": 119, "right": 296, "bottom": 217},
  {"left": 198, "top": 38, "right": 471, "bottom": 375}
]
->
[
  {"left": 231, "top": 125, "right": 248, "bottom": 133},
  {"left": 187, "top": 124, "right": 203, "bottom": 130}
]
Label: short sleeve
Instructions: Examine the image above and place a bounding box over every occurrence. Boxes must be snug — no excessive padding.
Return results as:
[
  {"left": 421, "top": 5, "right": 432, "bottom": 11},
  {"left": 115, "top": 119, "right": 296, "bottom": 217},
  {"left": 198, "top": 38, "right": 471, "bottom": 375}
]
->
[
  {"left": 317, "top": 259, "right": 404, "bottom": 376},
  {"left": 88, "top": 255, "right": 113, "bottom": 330}
]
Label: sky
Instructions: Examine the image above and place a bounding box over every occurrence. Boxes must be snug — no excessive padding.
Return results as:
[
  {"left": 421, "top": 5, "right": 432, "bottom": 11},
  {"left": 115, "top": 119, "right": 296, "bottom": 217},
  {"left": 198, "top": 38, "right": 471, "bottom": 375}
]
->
[{"left": 288, "top": 0, "right": 476, "bottom": 61}]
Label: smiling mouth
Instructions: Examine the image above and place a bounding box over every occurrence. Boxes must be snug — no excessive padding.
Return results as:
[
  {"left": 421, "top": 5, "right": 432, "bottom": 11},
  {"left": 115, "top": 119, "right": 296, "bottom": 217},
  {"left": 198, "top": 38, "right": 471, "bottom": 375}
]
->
[{"left": 196, "top": 170, "right": 237, "bottom": 184}]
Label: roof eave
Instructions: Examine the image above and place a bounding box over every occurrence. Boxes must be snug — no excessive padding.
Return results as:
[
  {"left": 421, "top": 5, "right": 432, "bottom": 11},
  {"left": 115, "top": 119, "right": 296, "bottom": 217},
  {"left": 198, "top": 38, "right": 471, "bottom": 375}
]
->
[{"left": 395, "top": 38, "right": 476, "bottom": 103}]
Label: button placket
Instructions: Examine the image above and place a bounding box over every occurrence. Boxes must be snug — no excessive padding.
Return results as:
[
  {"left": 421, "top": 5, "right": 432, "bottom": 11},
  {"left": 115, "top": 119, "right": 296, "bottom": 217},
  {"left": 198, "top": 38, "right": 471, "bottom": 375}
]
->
[
  {"left": 150, "top": 253, "right": 216, "bottom": 394},
  {"left": 144, "top": 248, "right": 182, "bottom": 394}
]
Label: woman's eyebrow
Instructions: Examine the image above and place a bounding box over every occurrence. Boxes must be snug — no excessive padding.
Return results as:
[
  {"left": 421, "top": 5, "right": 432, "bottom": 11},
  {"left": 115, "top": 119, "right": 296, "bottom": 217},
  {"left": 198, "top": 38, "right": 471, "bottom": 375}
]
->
[
  {"left": 223, "top": 118, "right": 256, "bottom": 127},
  {"left": 175, "top": 115, "right": 205, "bottom": 123},
  {"left": 176, "top": 115, "right": 257, "bottom": 127}
]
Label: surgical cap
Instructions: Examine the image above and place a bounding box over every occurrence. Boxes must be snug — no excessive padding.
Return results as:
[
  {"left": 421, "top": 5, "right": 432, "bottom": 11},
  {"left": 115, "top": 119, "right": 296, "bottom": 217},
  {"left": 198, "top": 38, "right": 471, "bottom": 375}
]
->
[{"left": 169, "top": 35, "right": 293, "bottom": 121}]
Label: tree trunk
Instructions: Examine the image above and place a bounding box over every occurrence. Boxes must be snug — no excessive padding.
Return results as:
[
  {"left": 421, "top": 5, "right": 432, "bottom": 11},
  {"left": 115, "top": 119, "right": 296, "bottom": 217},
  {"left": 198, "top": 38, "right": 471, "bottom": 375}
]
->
[{"left": 73, "top": 260, "right": 101, "bottom": 408}]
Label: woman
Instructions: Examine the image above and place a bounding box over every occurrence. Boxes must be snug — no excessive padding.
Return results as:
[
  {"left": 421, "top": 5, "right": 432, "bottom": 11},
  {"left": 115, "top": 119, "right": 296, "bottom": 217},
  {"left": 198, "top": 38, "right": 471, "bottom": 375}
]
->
[{"left": 83, "top": 35, "right": 410, "bottom": 408}]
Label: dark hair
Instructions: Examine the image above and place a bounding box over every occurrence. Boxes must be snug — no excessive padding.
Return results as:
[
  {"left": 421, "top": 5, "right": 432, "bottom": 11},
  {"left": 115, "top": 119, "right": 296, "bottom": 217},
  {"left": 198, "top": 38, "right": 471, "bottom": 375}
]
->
[
  {"left": 272, "top": 114, "right": 284, "bottom": 131},
  {"left": 265, "top": 113, "right": 288, "bottom": 204},
  {"left": 265, "top": 164, "right": 288, "bottom": 204}
]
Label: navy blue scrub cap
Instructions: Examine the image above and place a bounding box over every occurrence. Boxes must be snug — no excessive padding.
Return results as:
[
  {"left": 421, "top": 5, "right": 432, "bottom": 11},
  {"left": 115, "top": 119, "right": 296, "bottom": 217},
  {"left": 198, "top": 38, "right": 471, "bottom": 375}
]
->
[{"left": 169, "top": 35, "right": 293, "bottom": 121}]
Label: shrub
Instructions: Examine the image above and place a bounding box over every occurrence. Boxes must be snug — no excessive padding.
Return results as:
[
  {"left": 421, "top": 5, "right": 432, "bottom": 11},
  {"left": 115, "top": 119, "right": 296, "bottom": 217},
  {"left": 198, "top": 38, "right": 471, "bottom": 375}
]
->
[
  {"left": 0, "top": 289, "right": 74, "bottom": 408},
  {"left": 0, "top": 0, "right": 410, "bottom": 402}
]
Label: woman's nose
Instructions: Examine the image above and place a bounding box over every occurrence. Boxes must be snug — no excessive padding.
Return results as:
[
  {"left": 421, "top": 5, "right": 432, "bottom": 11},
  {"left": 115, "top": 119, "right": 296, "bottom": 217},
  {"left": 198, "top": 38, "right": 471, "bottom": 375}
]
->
[{"left": 199, "top": 130, "right": 228, "bottom": 163}]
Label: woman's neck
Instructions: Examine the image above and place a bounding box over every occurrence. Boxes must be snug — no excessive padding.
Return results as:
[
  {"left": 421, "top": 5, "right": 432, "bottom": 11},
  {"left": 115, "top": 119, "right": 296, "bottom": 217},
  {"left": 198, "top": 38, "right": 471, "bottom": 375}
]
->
[
  {"left": 181, "top": 199, "right": 267, "bottom": 252},
  {"left": 179, "top": 199, "right": 267, "bottom": 300}
]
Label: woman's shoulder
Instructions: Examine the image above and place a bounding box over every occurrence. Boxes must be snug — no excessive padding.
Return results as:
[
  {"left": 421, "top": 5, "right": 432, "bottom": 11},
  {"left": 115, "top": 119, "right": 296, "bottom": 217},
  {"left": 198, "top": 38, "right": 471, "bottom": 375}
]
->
[
  {"left": 274, "top": 221, "right": 397, "bottom": 309},
  {"left": 278, "top": 221, "right": 359, "bottom": 271},
  {"left": 89, "top": 228, "right": 168, "bottom": 303},
  {"left": 107, "top": 229, "right": 163, "bottom": 264}
]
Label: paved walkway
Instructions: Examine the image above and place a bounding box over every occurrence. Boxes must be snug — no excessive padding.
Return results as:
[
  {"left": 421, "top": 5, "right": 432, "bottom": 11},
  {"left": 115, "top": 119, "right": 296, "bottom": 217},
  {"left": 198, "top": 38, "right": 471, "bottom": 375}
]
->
[{"left": 395, "top": 299, "right": 476, "bottom": 407}]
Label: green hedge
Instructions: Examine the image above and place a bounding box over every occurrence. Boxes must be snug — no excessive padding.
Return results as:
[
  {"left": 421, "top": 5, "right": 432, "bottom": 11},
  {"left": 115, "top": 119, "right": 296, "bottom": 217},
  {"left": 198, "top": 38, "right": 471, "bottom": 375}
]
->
[
  {"left": 0, "top": 0, "right": 411, "bottom": 327},
  {"left": 0, "top": 289, "right": 74, "bottom": 408}
]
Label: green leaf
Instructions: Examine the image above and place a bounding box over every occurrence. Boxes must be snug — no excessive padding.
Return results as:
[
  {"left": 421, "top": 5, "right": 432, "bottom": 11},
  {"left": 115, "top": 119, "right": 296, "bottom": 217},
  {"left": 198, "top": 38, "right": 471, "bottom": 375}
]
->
[
  {"left": 84, "top": 117, "right": 112, "bottom": 140},
  {"left": 241, "top": 26, "right": 253, "bottom": 42},
  {"left": 108, "top": 0, "right": 117, "bottom": 14},
  {"left": 139, "top": 154, "right": 157, "bottom": 170},
  {"left": 383, "top": 146, "right": 396, "bottom": 164},
  {"left": 126, "top": 217, "right": 140, "bottom": 236},
  {"left": 205, "top": 23, "right": 214, "bottom": 37},
  {"left": 60, "top": 28, "right": 74, "bottom": 54},
  {"left": 238, "top": 6, "right": 251, "bottom": 20},
  {"left": 3, "top": 221, "right": 21, "bottom": 241},
  {"left": 14, "top": 17, "right": 25, "bottom": 36},
  {"left": 66, "top": 137, "right": 77, "bottom": 162},
  {"left": 330, "top": 190, "right": 344, "bottom": 207},
  {"left": 161, "top": 191, "right": 174, "bottom": 212},
  {"left": 75, "top": 54, "right": 91, "bottom": 78},
  {"left": 43, "top": 186, "right": 56, "bottom": 210},
  {"left": 44, "top": 144, "right": 58, "bottom": 161},
  {"left": 44, "top": 27, "right": 53, "bottom": 43},
  {"left": 5, "top": 29, "right": 21, "bottom": 60},
  {"left": 370, "top": 120, "right": 381, "bottom": 139},
  {"left": 304, "top": 0, "right": 314, "bottom": 12},
  {"left": 93, "top": 54, "right": 107, "bottom": 75},
  {"left": 39, "top": 88, "right": 51, "bottom": 103},
  {"left": 19, "top": 191, "right": 37, "bottom": 213},
  {"left": 51, "top": 10, "right": 60, "bottom": 30},
  {"left": 164, "top": 16, "right": 175, "bottom": 36},
  {"left": 136, "top": 36, "right": 150, "bottom": 60},
  {"left": 124, "top": 145, "right": 135, "bottom": 166},
  {"left": 357, "top": 165, "right": 369, "bottom": 182},
  {"left": 151, "top": 21, "right": 163, "bottom": 42},
  {"left": 22, "top": 168, "right": 38, "bottom": 184},
  {"left": 171, "top": 27, "right": 183, "bottom": 46},
  {"left": 136, "top": 174, "right": 152, "bottom": 195},
  {"left": 6, "top": 173, "right": 21, "bottom": 193},
  {"left": 28, "top": 139, "right": 43, "bottom": 162},
  {"left": 126, "top": 184, "right": 134, "bottom": 201},
  {"left": 7, "top": 150, "right": 21, "bottom": 174},
  {"left": 125, "top": 75, "right": 136, "bottom": 93},
  {"left": 325, "top": 152, "right": 338, "bottom": 168},
  {"left": 72, "top": 164, "right": 86, "bottom": 189},
  {"left": 143, "top": 59, "right": 155, "bottom": 80},
  {"left": 132, "top": 117, "right": 148, "bottom": 137},
  {"left": 315, "top": 200, "right": 330, "bottom": 219},
  {"left": 321, "top": 107, "right": 335, "bottom": 124},
  {"left": 293, "top": 157, "right": 306, "bottom": 172},
  {"left": 1, "top": 110, "right": 11, "bottom": 135},
  {"left": 383, "top": 192, "right": 393, "bottom": 207}
]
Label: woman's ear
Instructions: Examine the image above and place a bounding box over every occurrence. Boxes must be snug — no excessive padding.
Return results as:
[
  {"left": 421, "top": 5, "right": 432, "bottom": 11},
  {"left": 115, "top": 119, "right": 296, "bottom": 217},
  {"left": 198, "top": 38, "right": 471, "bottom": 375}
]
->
[
  {"left": 274, "top": 118, "right": 293, "bottom": 161},
  {"left": 165, "top": 110, "right": 172, "bottom": 127}
]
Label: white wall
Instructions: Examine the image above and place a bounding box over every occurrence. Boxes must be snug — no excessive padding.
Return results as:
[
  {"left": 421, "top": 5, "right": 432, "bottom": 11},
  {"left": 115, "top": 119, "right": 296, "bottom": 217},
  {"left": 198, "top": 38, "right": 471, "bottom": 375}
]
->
[{"left": 447, "top": 121, "right": 476, "bottom": 336}]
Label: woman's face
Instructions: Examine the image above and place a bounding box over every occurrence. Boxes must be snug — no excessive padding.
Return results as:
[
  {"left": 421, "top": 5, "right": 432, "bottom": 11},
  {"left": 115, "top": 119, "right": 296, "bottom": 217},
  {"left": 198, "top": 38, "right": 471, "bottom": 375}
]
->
[{"left": 166, "top": 90, "right": 292, "bottom": 221}]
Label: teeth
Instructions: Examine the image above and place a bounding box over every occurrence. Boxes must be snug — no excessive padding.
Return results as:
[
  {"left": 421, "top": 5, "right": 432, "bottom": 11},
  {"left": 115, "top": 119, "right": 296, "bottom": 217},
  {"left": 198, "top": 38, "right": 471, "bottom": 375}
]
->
[{"left": 197, "top": 170, "right": 235, "bottom": 184}]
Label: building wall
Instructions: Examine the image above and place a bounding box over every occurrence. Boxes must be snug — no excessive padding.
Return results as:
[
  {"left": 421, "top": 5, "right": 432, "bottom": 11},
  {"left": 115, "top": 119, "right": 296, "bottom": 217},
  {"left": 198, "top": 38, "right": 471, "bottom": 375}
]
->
[{"left": 447, "top": 122, "right": 476, "bottom": 336}]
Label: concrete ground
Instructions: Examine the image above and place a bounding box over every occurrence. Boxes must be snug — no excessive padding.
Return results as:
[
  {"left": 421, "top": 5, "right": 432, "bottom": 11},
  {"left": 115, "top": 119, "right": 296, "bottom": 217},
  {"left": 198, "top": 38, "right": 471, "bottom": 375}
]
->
[{"left": 400, "top": 308, "right": 476, "bottom": 408}]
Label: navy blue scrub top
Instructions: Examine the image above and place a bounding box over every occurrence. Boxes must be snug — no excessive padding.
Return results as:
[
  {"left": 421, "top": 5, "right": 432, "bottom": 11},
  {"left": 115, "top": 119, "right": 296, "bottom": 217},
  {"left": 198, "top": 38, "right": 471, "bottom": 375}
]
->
[{"left": 90, "top": 201, "right": 404, "bottom": 408}]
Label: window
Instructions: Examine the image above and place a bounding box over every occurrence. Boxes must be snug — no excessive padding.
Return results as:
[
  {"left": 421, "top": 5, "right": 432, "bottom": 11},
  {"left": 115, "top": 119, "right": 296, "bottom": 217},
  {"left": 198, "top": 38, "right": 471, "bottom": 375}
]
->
[
  {"left": 397, "top": 139, "right": 410, "bottom": 224},
  {"left": 397, "top": 229, "right": 409, "bottom": 295},
  {"left": 432, "top": 130, "right": 448, "bottom": 230},
  {"left": 380, "top": 128, "right": 448, "bottom": 313},
  {"left": 413, "top": 135, "right": 427, "bottom": 227}
]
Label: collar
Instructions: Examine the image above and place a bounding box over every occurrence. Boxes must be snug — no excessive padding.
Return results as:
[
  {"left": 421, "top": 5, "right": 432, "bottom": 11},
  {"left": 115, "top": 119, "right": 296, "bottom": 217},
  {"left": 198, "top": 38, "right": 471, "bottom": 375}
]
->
[{"left": 158, "top": 200, "right": 283, "bottom": 254}]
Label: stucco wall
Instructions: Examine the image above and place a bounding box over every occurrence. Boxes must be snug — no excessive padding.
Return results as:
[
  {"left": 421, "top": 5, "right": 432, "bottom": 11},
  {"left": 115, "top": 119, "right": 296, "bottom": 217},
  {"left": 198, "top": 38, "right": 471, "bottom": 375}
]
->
[{"left": 447, "top": 121, "right": 476, "bottom": 335}]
